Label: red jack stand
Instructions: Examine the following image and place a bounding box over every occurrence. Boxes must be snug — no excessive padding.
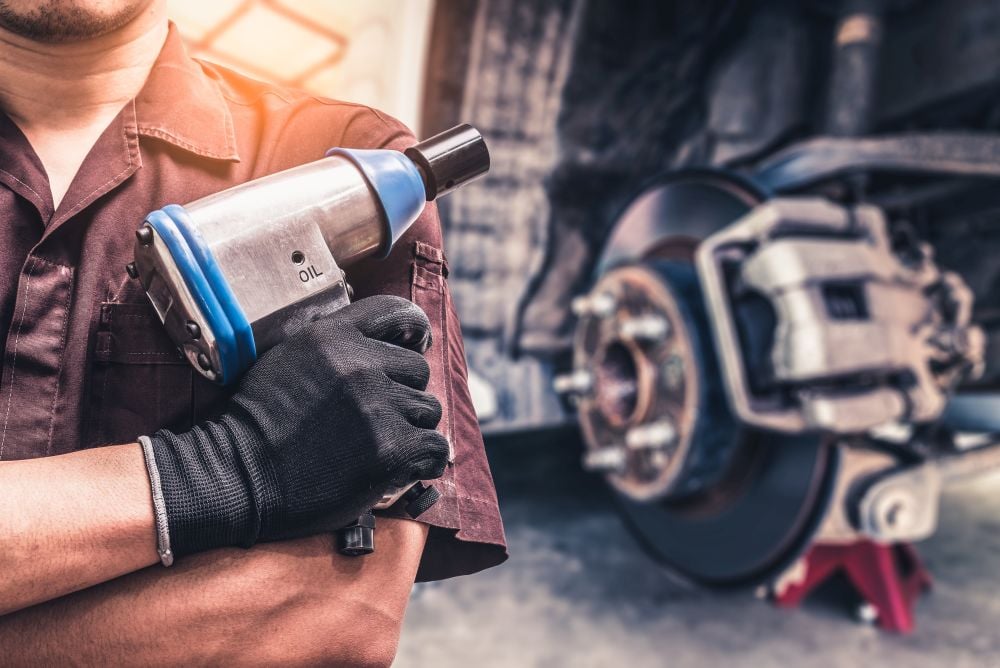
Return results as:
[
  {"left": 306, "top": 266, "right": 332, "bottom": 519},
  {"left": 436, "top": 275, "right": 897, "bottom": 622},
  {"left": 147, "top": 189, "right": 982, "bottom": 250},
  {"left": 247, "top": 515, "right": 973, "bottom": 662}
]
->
[{"left": 773, "top": 540, "right": 932, "bottom": 633}]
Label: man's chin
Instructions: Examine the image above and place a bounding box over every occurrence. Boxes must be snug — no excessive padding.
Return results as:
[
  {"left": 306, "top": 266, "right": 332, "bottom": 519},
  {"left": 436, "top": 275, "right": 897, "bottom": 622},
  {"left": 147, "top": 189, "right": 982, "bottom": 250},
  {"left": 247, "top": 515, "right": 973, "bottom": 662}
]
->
[{"left": 0, "top": 0, "right": 149, "bottom": 43}]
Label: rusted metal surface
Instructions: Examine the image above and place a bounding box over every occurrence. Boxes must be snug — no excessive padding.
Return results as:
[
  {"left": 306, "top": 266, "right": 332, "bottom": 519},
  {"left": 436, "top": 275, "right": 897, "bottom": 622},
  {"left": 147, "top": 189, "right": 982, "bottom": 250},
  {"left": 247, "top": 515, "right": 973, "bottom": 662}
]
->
[{"left": 572, "top": 264, "right": 700, "bottom": 501}]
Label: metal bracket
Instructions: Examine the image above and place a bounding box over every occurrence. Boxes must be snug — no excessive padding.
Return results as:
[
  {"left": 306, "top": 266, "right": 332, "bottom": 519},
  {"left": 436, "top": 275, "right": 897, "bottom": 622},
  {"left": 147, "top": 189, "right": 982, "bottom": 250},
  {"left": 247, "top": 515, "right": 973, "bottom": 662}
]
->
[
  {"left": 755, "top": 132, "right": 1000, "bottom": 192},
  {"left": 857, "top": 463, "right": 942, "bottom": 544}
]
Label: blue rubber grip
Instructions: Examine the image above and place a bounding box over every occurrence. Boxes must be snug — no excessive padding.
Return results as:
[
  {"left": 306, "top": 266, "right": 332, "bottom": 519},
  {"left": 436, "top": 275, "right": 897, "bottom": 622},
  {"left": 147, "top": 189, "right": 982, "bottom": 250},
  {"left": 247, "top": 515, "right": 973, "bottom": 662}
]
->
[
  {"left": 161, "top": 204, "right": 257, "bottom": 375},
  {"left": 143, "top": 208, "right": 253, "bottom": 385}
]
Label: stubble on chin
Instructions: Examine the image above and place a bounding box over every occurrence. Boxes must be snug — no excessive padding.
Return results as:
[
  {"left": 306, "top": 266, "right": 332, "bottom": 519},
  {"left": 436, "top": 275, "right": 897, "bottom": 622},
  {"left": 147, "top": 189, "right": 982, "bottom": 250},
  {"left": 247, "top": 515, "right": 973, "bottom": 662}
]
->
[{"left": 0, "top": 0, "right": 149, "bottom": 43}]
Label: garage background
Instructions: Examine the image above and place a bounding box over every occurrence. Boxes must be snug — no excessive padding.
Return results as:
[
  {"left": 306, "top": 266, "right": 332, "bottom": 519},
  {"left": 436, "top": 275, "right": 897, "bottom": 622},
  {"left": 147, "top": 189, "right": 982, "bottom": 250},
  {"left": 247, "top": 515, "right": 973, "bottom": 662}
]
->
[{"left": 166, "top": 2, "right": 1000, "bottom": 666}]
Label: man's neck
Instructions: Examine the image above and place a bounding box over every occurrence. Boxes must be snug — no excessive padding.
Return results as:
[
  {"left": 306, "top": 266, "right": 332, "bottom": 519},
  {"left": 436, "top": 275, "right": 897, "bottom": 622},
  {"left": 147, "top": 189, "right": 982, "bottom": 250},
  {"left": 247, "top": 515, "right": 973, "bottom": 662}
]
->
[
  {"left": 0, "top": 4, "right": 168, "bottom": 133},
  {"left": 0, "top": 5, "right": 167, "bottom": 210}
]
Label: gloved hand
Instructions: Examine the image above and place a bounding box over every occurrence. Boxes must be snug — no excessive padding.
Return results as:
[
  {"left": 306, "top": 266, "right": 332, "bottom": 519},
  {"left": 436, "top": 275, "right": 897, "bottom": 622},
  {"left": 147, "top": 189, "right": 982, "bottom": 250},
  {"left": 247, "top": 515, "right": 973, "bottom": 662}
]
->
[{"left": 144, "top": 295, "right": 449, "bottom": 559}]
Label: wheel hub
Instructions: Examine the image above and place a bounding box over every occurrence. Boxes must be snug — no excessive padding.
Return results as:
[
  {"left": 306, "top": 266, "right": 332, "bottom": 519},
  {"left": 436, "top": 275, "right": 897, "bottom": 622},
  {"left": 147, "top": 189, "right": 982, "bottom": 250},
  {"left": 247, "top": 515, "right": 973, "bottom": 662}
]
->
[{"left": 572, "top": 262, "right": 731, "bottom": 502}]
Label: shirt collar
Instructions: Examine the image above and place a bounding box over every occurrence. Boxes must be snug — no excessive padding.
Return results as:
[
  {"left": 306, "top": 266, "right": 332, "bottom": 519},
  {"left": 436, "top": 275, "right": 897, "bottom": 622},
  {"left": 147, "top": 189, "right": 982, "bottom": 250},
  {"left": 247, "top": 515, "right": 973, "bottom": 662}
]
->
[{"left": 134, "top": 23, "right": 240, "bottom": 162}]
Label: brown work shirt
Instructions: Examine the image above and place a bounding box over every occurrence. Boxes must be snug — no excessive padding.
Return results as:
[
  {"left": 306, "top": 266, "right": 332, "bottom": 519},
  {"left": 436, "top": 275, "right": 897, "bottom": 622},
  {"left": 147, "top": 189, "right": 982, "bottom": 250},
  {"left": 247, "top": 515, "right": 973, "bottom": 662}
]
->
[{"left": 0, "top": 24, "right": 505, "bottom": 581}]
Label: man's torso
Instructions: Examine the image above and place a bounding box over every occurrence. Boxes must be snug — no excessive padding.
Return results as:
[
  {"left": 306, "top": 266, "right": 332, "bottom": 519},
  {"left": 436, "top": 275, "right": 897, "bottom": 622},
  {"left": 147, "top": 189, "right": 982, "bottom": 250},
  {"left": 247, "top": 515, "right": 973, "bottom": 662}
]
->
[{"left": 0, "top": 25, "right": 506, "bottom": 579}]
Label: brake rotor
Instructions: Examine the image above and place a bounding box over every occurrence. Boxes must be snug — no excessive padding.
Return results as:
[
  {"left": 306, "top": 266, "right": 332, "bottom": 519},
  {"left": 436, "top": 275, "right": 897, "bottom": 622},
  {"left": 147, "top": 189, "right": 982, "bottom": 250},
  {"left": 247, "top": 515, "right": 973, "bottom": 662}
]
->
[{"left": 573, "top": 171, "right": 838, "bottom": 589}]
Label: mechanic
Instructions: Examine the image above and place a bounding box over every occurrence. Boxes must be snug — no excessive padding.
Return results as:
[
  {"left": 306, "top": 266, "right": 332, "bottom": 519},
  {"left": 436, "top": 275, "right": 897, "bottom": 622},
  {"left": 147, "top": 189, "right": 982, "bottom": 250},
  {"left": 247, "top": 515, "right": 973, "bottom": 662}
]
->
[{"left": 0, "top": 1, "right": 506, "bottom": 664}]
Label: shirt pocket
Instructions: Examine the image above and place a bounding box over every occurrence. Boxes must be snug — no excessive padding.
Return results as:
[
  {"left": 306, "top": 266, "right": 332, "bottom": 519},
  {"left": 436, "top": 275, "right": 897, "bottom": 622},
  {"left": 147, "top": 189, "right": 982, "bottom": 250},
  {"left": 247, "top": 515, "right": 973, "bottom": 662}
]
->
[{"left": 84, "top": 301, "right": 214, "bottom": 446}]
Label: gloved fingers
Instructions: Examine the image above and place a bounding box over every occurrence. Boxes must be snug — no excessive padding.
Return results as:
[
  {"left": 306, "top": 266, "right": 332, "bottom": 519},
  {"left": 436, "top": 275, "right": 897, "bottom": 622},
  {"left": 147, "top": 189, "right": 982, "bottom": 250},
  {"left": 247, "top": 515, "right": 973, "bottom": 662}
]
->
[
  {"left": 371, "top": 340, "right": 431, "bottom": 389},
  {"left": 337, "top": 295, "right": 433, "bottom": 352},
  {"left": 391, "top": 382, "right": 443, "bottom": 429},
  {"left": 397, "top": 429, "right": 449, "bottom": 484}
]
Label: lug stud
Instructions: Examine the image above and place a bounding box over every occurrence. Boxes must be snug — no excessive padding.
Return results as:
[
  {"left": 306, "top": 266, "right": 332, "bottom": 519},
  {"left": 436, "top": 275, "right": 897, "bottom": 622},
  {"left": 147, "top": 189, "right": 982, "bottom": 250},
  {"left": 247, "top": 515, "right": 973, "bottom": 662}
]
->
[
  {"left": 582, "top": 447, "right": 627, "bottom": 473},
  {"left": 620, "top": 315, "right": 669, "bottom": 343},
  {"left": 125, "top": 262, "right": 139, "bottom": 279},
  {"left": 186, "top": 321, "right": 201, "bottom": 340},
  {"left": 571, "top": 292, "right": 616, "bottom": 318},
  {"left": 553, "top": 369, "right": 593, "bottom": 395},
  {"left": 625, "top": 420, "right": 677, "bottom": 450}
]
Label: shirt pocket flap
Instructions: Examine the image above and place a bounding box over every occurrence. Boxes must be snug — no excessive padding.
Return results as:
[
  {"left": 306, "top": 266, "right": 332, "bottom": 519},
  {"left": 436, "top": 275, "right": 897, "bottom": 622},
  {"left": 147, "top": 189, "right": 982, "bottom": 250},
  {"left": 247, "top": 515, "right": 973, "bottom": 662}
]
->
[{"left": 93, "top": 302, "right": 187, "bottom": 365}]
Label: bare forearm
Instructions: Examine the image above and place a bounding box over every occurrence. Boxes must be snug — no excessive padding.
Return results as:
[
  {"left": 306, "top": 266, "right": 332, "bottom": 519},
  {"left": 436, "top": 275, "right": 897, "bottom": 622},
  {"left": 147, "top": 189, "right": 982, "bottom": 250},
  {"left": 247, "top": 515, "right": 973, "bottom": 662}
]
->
[
  {"left": 0, "top": 445, "right": 158, "bottom": 614},
  {"left": 0, "top": 518, "right": 426, "bottom": 667}
]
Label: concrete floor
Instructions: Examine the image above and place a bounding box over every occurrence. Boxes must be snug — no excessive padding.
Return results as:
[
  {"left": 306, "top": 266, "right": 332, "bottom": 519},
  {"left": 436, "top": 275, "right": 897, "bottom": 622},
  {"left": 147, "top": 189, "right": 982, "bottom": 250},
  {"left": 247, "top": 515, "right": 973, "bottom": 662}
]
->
[{"left": 395, "top": 429, "right": 1000, "bottom": 668}]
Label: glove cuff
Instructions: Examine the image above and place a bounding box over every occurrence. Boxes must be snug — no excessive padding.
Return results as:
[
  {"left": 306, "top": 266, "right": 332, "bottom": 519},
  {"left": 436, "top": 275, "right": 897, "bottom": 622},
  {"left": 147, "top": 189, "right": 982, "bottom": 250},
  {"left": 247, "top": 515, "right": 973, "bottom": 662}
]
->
[
  {"left": 148, "top": 423, "right": 259, "bottom": 558},
  {"left": 138, "top": 435, "right": 174, "bottom": 566}
]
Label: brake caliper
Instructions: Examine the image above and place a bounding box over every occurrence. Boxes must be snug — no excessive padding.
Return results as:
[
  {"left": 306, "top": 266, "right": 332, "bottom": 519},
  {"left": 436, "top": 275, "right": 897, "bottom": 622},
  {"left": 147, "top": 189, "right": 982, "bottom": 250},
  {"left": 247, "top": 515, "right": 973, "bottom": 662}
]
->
[{"left": 696, "top": 197, "right": 984, "bottom": 434}]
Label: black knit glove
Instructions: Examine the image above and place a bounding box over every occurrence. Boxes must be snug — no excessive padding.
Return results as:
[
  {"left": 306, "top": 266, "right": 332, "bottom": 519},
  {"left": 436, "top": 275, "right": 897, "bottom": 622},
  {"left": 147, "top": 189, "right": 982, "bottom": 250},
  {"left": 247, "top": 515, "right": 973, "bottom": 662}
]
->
[{"left": 145, "top": 295, "right": 449, "bottom": 558}]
